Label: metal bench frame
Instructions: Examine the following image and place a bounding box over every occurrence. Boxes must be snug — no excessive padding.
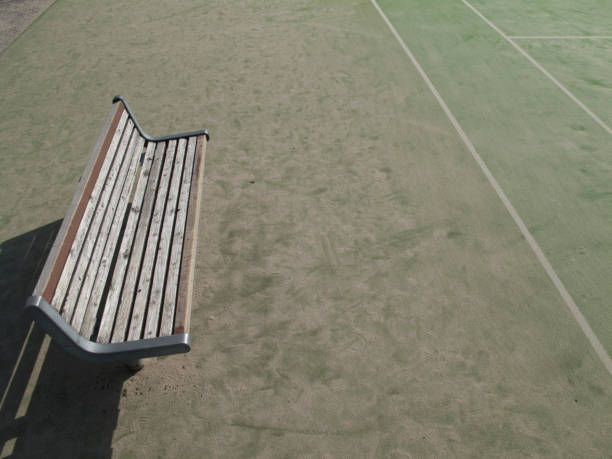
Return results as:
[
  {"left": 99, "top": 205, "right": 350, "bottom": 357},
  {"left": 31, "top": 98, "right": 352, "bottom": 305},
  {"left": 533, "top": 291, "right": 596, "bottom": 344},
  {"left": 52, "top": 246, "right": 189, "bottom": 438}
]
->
[{"left": 25, "top": 96, "right": 209, "bottom": 365}]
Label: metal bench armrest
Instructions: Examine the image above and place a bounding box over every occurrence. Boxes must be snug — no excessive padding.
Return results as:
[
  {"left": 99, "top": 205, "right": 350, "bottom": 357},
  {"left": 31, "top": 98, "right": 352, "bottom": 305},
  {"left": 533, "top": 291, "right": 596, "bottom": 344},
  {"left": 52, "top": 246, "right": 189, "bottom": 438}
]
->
[{"left": 25, "top": 296, "right": 190, "bottom": 363}]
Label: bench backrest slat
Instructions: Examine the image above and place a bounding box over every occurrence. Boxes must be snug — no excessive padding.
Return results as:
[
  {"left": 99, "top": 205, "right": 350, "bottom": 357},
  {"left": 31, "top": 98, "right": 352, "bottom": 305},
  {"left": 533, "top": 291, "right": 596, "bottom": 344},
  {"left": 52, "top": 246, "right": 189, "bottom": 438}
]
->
[
  {"left": 55, "top": 120, "right": 134, "bottom": 322},
  {"left": 51, "top": 114, "right": 130, "bottom": 314},
  {"left": 79, "top": 133, "right": 146, "bottom": 339},
  {"left": 69, "top": 128, "right": 141, "bottom": 332},
  {"left": 37, "top": 105, "right": 126, "bottom": 302},
  {"left": 109, "top": 141, "right": 167, "bottom": 343},
  {"left": 96, "top": 141, "right": 157, "bottom": 343}
]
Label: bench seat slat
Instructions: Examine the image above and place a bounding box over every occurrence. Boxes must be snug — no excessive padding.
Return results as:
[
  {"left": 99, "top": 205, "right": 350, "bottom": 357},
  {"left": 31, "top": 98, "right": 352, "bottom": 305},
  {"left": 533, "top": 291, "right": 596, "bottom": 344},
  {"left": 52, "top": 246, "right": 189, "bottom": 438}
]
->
[
  {"left": 53, "top": 117, "right": 132, "bottom": 318},
  {"left": 127, "top": 140, "right": 177, "bottom": 341},
  {"left": 96, "top": 141, "right": 157, "bottom": 343},
  {"left": 110, "top": 142, "right": 166, "bottom": 343},
  {"left": 160, "top": 136, "right": 197, "bottom": 336},
  {"left": 174, "top": 135, "right": 207, "bottom": 335},
  {"left": 80, "top": 133, "right": 146, "bottom": 339},
  {"left": 144, "top": 138, "right": 188, "bottom": 339}
]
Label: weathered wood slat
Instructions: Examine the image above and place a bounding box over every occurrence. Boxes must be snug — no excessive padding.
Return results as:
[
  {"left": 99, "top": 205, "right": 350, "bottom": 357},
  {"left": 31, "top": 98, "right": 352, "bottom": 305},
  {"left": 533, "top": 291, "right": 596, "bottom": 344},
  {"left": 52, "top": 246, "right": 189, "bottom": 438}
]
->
[
  {"left": 52, "top": 115, "right": 131, "bottom": 315},
  {"left": 70, "top": 127, "right": 141, "bottom": 331},
  {"left": 79, "top": 134, "right": 146, "bottom": 339},
  {"left": 160, "top": 136, "right": 197, "bottom": 336},
  {"left": 143, "top": 138, "right": 187, "bottom": 339},
  {"left": 127, "top": 140, "right": 177, "bottom": 341},
  {"left": 37, "top": 104, "right": 125, "bottom": 302},
  {"left": 110, "top": 142, "right": 166, "bottom": 343},
  {"left": 174, "top": 135, "right": 207, "bottom": 335},
  {"left": 96, "top": 141, "right": 157, "bottom": 343},
  {"left": 58, "top": 121, "right": 135, "bottom": 321}
]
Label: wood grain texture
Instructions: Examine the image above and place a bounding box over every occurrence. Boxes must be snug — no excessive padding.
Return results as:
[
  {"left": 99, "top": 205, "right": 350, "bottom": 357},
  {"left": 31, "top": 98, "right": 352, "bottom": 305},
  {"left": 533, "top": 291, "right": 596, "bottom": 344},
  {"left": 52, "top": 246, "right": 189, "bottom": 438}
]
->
[
  {"left": 68, "top": 126, "right": 140, "bottom": 331},
  {"left": 39, "top": 104, "right": 125, "bottom": 303},
  {"left": 79, "top": 134, "right": 145, "bottom": 339},
  {"left": 143, "top": 138, "right": 187, "bottom": 339},
  {"left": 160, "top": 136, "right": 197, "bottom": 336},
  {"left": 127, "top": 140, "right": 176, "bottom": 341},
  {"left": 97, "top": 141, "right": 156, "bottom": 343},
  {"left": 174, "top": 135, "right": 207, "bottom": 335},
  {"left": 57, "top": 120, "right": 134, "bottom": 322},
  {"left": 111, "top": 142, "right": 166, "bottom": 343},
  {"left": 52, "top": 115, "right": 131, "bottom": 315}
]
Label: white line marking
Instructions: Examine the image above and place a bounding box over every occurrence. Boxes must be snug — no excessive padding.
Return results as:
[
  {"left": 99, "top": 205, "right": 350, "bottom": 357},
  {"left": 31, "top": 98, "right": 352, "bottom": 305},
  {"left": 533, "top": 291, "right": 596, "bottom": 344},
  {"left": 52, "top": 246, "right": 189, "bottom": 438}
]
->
[
  {"left": 463, "top": 0, "right": 612, "bottom": 137},
  {"left": 509, "top": 35, "right": 612, "bottom": 39},
  {"left": 370, "top": 0, "right": 612, "bottom": 375}
]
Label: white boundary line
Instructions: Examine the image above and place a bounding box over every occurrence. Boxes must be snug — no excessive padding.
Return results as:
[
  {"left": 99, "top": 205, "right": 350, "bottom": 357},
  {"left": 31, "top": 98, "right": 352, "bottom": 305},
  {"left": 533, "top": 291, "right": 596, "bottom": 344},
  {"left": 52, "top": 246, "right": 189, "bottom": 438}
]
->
[
  {"left": 509, "top": 35, "right": 612, "bottom": 39},
  {"left": 369, "top": 0, "right": 612, "bottom": 375},
  {"left": 463, "top": 0, "right": 612, "bottom": 137}
]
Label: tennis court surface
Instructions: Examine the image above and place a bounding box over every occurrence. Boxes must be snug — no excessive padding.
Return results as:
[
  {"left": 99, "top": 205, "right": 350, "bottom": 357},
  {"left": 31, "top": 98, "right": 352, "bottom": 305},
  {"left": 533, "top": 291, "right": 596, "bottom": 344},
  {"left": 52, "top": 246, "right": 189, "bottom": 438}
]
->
[{"left": 1, "top": 0, "right": 611, "bottom": 456}]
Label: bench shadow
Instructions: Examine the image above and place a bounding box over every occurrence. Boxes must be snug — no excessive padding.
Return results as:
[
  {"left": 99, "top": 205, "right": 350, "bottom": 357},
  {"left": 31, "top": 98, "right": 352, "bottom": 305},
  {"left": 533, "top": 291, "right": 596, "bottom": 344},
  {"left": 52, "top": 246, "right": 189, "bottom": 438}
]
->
[{"left": 0, "top": 221, "right": 130, "bottom": 458}]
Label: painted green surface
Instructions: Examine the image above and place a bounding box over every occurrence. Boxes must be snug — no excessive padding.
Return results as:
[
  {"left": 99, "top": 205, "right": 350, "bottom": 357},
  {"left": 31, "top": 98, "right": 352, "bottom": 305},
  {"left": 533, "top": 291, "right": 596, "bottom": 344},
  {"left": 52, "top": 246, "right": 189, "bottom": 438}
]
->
[
  {"left": 470, "top": 0, "right": 612, "bottom": 36},
  {"left": 380, "top": 0, "right": 612, "bottom": 354},
  {"left": 1, "top": 0, "right": 612, "bottom": 457},
  {"left": 521, "top": 38, "right": 612, "bottom": 127}
]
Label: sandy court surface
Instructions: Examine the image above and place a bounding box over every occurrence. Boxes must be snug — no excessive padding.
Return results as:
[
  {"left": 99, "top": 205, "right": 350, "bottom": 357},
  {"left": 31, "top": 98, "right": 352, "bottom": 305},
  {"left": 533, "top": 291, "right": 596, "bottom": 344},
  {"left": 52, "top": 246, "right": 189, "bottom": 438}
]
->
[
  {"left": 0, "top": 0, "right": 55, "bottom": 52},
  {"left": 1, "top": 0, "right": 612, "bottom": 457}
]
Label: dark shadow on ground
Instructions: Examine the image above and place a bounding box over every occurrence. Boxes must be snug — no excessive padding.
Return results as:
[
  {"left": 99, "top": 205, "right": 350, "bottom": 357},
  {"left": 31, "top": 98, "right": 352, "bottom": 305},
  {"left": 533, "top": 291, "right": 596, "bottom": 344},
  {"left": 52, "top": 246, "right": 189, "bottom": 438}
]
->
[
  {"left": 0, "top": 221, "right": 130, "bottom": 458},
  {"left": 0, "top": 220, "right": 61, "bottom": 399}
]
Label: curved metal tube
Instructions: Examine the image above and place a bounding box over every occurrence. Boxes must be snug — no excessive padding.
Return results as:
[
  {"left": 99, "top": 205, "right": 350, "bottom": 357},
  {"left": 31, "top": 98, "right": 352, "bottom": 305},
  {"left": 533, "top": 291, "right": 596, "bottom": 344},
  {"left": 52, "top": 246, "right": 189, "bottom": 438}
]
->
[
  {"left": 112, "top": 95, "right": 210, "bottom": 142},
  {"left": 25, "top": 296, "right": 191, "bottom": 363}
]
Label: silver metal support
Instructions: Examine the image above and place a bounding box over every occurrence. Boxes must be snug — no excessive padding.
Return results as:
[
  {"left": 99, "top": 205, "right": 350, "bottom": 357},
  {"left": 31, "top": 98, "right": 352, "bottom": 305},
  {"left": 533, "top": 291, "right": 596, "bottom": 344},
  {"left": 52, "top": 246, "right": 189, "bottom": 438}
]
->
[
  {"left": 112, "top": 95, "right": 210, "bottom": 141},
  {"left": 25, "top": 296, "right": 191, "bottom": 363}
]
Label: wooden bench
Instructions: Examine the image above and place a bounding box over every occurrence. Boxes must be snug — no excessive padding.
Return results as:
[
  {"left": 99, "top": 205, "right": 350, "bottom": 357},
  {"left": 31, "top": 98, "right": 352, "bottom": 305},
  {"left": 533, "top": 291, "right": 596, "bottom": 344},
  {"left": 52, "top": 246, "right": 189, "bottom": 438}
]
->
[{"left": 25, "top": 96, "right": 209, "bottom": 368}]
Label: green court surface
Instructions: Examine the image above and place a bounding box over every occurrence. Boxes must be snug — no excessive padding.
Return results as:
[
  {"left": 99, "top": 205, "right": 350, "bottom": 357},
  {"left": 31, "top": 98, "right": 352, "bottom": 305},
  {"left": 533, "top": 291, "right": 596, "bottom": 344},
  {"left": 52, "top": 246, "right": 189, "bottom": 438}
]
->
[{"left": 1, "top": 0, "right": 612, "bottom": 457}]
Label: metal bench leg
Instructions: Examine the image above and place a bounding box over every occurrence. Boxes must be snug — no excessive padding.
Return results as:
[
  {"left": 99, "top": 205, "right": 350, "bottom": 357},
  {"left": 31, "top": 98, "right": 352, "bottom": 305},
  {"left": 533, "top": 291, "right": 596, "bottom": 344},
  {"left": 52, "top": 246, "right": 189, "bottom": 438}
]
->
[{"left": 126, "top": 359, "right": 145, "bottom": 372}]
